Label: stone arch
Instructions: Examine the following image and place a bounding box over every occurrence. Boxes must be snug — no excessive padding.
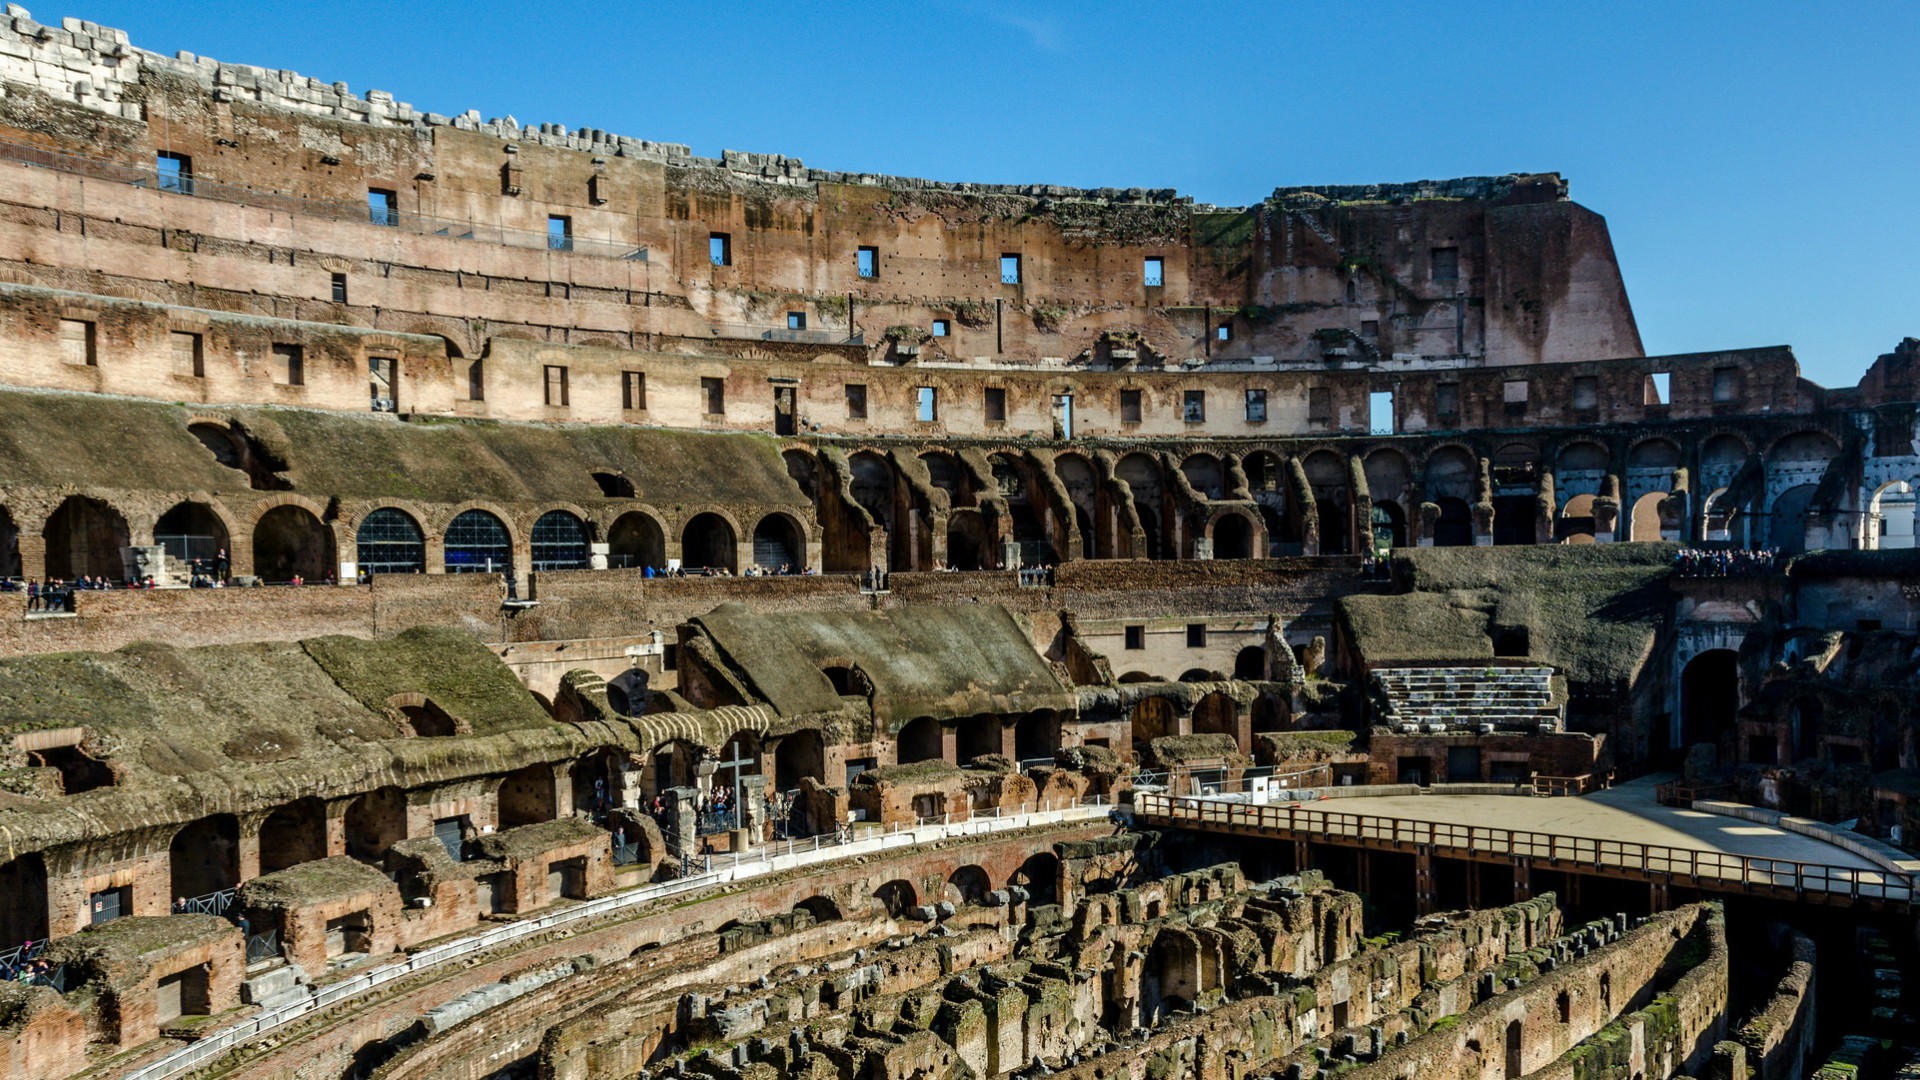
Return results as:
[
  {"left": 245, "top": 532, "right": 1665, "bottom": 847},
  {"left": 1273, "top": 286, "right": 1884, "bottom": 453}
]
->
[
  {"left": 1181, "top": 453, "right": 1226, "bottom": 500},
  {"left": 1244, "top": 450, "right": 1284, "bottom": 495},
  {"left": 956, "top": 716, "right": 1002, "bottom": 764},
  {"left": 872, "top": 879, "right": 918, "bottom": 918},
  {"left": 896, "top": 717, "right": 944, "bottom": 765},
  {"left": 344, "top": 786, "right": 407, "bottom": 861},
  {"left": 1364, "top": 448, "right": 1414, "bottom": 507},
  {"left": 1554, "top": 440, "right": 1610, "bottom": 501},
  {"left": 43, "top": 495, "right": 131, "bottom": 580},
  {"left": 945, "top": 865, "right": 992, "bottom": 905},
  {"left": 1679, "top": 649, "right": 1738, "bottom": 755},
  {"left": 1117, "top": 452, "right": 1168, "bottom": 559},
  {"left": 498, "top": 763, "right": 557, "bottom": 828},
  {"left": 1130, "top": 696, "right": 1179, "bottom": 752},
  {"left": 607, "top": 508, "right": 667, "bottom": 570},
  {"left": 253, "top": 502, "right": 335, "bottom": 583},
  {"left": 1871, "top": 479, "right": 1916, "bottom": 549},
  {"left": 793, "top": 895, "right": 841, "bottom": 922},
  {"left": 946, "top": 510, "right": 992, "bottom": 571},
  {"left": 170, "top": 814, "right": 240, "bottom": 899},
  {"left": 1434, "top": 497, "right": 1474, "bottom": 547},
  {"left": 1015, "top": 713, "right": 1055, "bottom": 761},
  {"left": 1426, "top": 445, "right": 1479, "bottom": 501},
  {"left": 1628, "top": 491, "right": 1667, "bottom": 542},
  {"left": 1302, "top": 449, "right": 1351, "bottom": 554},
  {"left": 530, "top": 509, "right": 592, "bottom": 571},
  {"left": 1192, "top": 691, "right": 1239, "bottom": 739},
  {"left": 922, "top": 450, "right": 972, "bottom": 504},
  {"left": 443, "top": 507, "right": 515, "bottom": 576},
  {"left": 355, "top": 507, "right": 426, "bottom": 575},
  {"left": 1371, "top": 501, "right": 1407, "bottom": 552},
  {"left": 751, "top": 511, "right": 807, "bottom": 571},
  {"left": 1013, "top": 851, "right": 1060, "bottom": 906},
  {"left": 714, "top": 730, "right": 761, "bottom": 798},
  {"left": 1768, "top": 483, "right": 1820, "bottom": 554},
  {"left": 1055, "top": 452, "right": 1100, "bottom": 559},
  {"left": 1559, "top": 493, "right": 1598, "bottom": 543},
  {"left": 681, "top": 511, "right": 739, "bottom": 572},
  {"left": 258, "top": 797, "right": 328, "bottom": 874},
  {"left": 775, "top": 729, "right": 827, "bottom": 790},
  {"left": 647, "top": 739, "right": 702, "bottom": 795},
  {"left": 154, "top": 500, "right": 235, "bottom": 572},
  {"left": 1234, "top": 646, "right": 1266, "bottom": 680},
  {"left": 1211, "top": 510, "right": 1256, "bottom": 559}
]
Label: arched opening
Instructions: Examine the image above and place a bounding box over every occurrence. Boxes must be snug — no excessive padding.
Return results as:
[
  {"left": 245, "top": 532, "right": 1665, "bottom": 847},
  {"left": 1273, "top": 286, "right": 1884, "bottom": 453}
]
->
[
  {"left": 1434, "top": 497, "right": 1474, "bottom": 547},
  {"left": 498, "top": 763, "right": 556, "bottom": 828},
  {"left": 1791, "top": 697, "right": 1824, "bottom": 762},
  {"left": 445, "top": 509, "right": 512, "bottom": 576},
  {"left": 681, "top": 513, "right": 737, "bottom": 573},
  {"left": 751, "top": 513, "right": 805, "bottom": 571},
  {"left": 1180, "top": 668, "right": 1220, "bottom": 683},
  {"left": 1117, "top": 453, "right": 1167, "bottom": 560},
  {"left": 873, "top": 879, "right": 918, "bottom": 918},
  {"left": 648, "top": 740, "right": 702, "bottom": 795},
  {"left": 1234, "top": 646, "right": 1266, "bottom": 680},
  {"left": 1628, "top": 491, "right": 1666, "bottom": 542},
  {"left": 1213, "top": 514, "right": 1253, "bottom": 559},
  {"left": 946, "top": 511, "right": 991, "bottom": 571},
  {"left": 924, "top": 452, "right": 971, "bottom": 504},
  {"left": 956, "top": 717, "right": 1001, "bottom": 764},
  {"left": 1192, "top": 692, "right": 1239, "bottom": 739},
  {"left": 1013, "top": 851, "right": 1060, "bottom": 906},
  {"left": 396, "top": 698, "right": 456, "bottom": 737},
  {"left": 1768, "top": 484, "right": 1819, "bottom": 555},
  {"left": 155, "top": 502, "right": 229, "bottom": 574},
  {"left": 1679, "top": 650, "right": 1739, "bottom": 756},
  {"left": 775, "top": 729, "right": 826, "bottom": 791},
  {"left": 714, "top": 731, "right": 761, "bottom": 800},
  {"left": 591, "top": 470, "right": 635, "bottom": 498},
  {"left": 1505, "top": 1019, "right": 1523, "bottom": 1079},
  {"left": 0, "top": 507, "right": 18, "bottom": 579},
  {"left": 43, "top": 495, "right": 131, "bottom": 580},
  {"left": 344, "top": 786, "right": 407, "bottom": 862},
  {"left": 1152, "top": 931, "right": 1202, "bottom": 1012},
  {"left": 355, "top": 508, "right": 424, "bottom": 575},
  {"left": 1135, "top": 504, "right": 1166, "bottom": 560},
  {"left": 253, "top": 504, "right": 334, "bottom": 583},
  {"left": 571, "top": 748, "right": 625, "bottom": 816},
  {"left": 189, "top": 420, "right": 290, "bottom": 491},
  {"left": 1015, "top": 714, "right": 1055, "bottom": 761},
  {"left": 1181, "top": 454, "right": 1226, "bottom": 500},
  {"left": 607, "top": 511, "right": 665, "bottom": 571},
  {"left": 1130, "top": 696, "right": 1179, "bottom": 755},
  {"left": 0, "top": 854, "right": 48, "bottom": 943},
  {"left": 1370, "top": 502, "right": 1406, "bottom": 553},
  {"left": 946, "top": 865, "right": 991, "bottom": 905},
  {"left": 170, "top": 814, "right": 240, "bottom": 899},
  {"left": 258, "top": 798, "right": 328, "bottom": 875},
  {"left": 1872, "top": 481, "right": 1915, "bottom": 549},
  {"left": 1252, "top": 695, "right": 1286, "bottom": 732},
  {"left": 896, "top": 717, "right": 944, "bottom": 765},
  {"left": 793, "top": 895, "right": 841, "bottom": 922},
  {"left": 1315, "top": 498, "right": 1348, "bottom": 554},
  {"left": 1559, "top": 493, "right": 1598, "bottom": 544},
  {"left": 530, "top": 510, "right": 590, "bottom": 571}
]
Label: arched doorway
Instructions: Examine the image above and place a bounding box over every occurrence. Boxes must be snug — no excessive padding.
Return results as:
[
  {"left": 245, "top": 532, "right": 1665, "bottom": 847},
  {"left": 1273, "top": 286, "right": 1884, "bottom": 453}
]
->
[
  {"left": 946, "top": 865, "right": 991, "bottom": 905},
  {"left": 1492, "top": 496, "right": 1536, "bottom": 545},
  {"left": 1678, "top": 650, "right": 1738, "bottom": 756},
  {"left": 1559, "top": 494, "right": 1598, "bottom": 543},
  {"left": 343, "top": 787, "right": 407, "bottom": 861},
  {"left": 1371, "top": 502, "right": 1406, "bottom": 552},
  {"left": 956, "top": 717, "right": 1001, "bottom": 764},
  {"left": 946, "top": 511, "right": 991, "bottom": 571},
  {"left": 895, "top": 717, "right": 943, "bottom": 764},
  {"left": 607, "top": 511, "right": 665, "bottom": 571},
  {"left": 43, "top": 495, "right": 131, "bottom": 580},
  {"left": 1213, "top": 514, "right": 1253, "bottom": 559},
  {"left": 1434, "top": 497, "right": 1474, "bottom": 547},
  {"left": 0, "top": 507, "right": 19, "bottom": 579},
  {"left": 1628, "top": 492, "right": 1666, "bottom": 542},
  {"left": 445, "top": 509, "right": 512, "bottom": 575},
  {"left": 1234, "top": 646, "right": 1266, "bottom": 680},
  {"left": 155, "top": 502, "right": 229, "bottom": 574},
  {"left": 355, "top": 508, "right": 424, "bottom": 575},
  {"left": 1192, "top": 692, "right": 1239, "bottom": 739},
  {"left": 170, "top": 815, "right": 240, "bottom": 899},
  {"left": 873, "top": 879, "right": 917, "bottom": 918},
  {"left": 681, "top": 513, "right": 737, "bottom": 572},
  {"left": 1013, "top": 851, "right": 1060, "bottom": 905},
  {"left": 253, "top": 505, "right": 334, "bottom": 583},
  {"left": 258, "top": 798, "right": 328, "bottom": 874},
  {"left": 751, "top": 514, "right": 805, "bottom": 571},
  {"left": 775, "top": 729, "right": 826, "bottom": 791},
  {"left": 530, "top": 510, "right": 590, "bottom": 571},
  {"left": 1130, "top": 696, "right": 1178, "bottom": 755}
]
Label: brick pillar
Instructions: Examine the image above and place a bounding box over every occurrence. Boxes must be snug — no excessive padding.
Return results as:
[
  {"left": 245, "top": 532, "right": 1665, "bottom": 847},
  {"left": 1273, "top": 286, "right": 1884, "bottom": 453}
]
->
[
  {"left": 940, "top": 725, "right": 958, "bottom": 766},
  {"left": 1414, "top": 848, "right": 1435, "bottom": 915},
  {"left": 997, "top": 719, "right": 1017, "bottom": 761},
  {"left": 324, "top": 803, "right": 350, "bottom": 858},
  {"left": 17, "top": 533, "right": 45, "bottom": 580},
  {"left": 235, "top": 815, "right": 264, "bottom": 884}
]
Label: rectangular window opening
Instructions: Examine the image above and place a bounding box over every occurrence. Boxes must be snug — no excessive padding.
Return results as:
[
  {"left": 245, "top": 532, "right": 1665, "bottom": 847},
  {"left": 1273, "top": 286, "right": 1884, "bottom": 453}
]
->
[
  {"left": 1120, "top": 388, "right": 1143, "bottom": 424},
  {"left": 1143, "top": 256, "right": 1164, "bottom": 287},
  {"left": 702, "top": 376, "right": 726, "bottom": 415},
  {"left": 917, "top": 386, "right": 939, "bottom": 423},
  {"left": 1431, "top": 246, "right": 1460, "bottom": 281},
  {"left": 845, "top": 383, "right": 868, "bottom": 420},
  {"left": 1186, "top": 623, "right": 1207, "bottom": 648},
  {"left": 1436, "top": 382, "right": 1460, "bottom": 421},
  {"left": 171, "top": 331, "right": 204, "bottom": 378},
  {"left": 156, "top": 151, "right": 193, "bottom": 195},
  {"left": 1183, "top": 390, "right": 1206, "bottom": 424},
  {"left": 1308, "top": 387, "right": 1332, "bottom": 424},
  {"left": 467, "top": 359, "right": 485, "bottom": 402},
  {"left": 984, "top": 387, "right": 1007, "bottom": 424},
  {"left": 548, "top": 215, "right": 573, "bottom": 252},
  {"left": 59, "top": 318, "right": 96, "bottom": 366},
  {"left": 543, "top": 365, "right": 569, "bottom": 407},
  {"left": 1000, "top": 253, "right": 1022, "bottom": 285},
  {"left": 367, "top": 188, "right": 397, "bottom": 227},
  {"left": 1369, "top": 390, "right": 1394, "bottom": 434},
  {"left": 1503, "top": 379, "right": 1529, "bottom": 403},
  {"left": 1712, "top": 366, "right": 1739, "bottom": 403},
  {"left": 709, "top": 232, "right": 732, "bottom": 267},
  {"left": 330, "top": 272, "right": 348, "bottom": 304},
  {"left": 931, "top": 319, "right": 950, "bottom": 338},
  {"left": 1246, "top": 388, "right": 1269, "bottom": 424},
  {"left": 1124, "top": 625, "right": 1145, "bottom": 650},
  {"left": 1216, "top": 323, "right": 1233, "bottom": 342},
  {"left": 786, "top": 311, "right": 807, "bottom": 331},
  {"left": 1646, "top": 371, "right": 1670, "bottom": 406},
  {"left": 272, "top": 342, "right": 304, "bottom": 386},
  {"left": 857, "top": 246, "right": 878, "bottom": 278},
  {"left": 1361, "top": 319, "right": 1379, "bottom": 337},
  {"left": 369, "top": 355, "right": 397, "bottom": 412},
  {"left": 622, "top": 371, "right": 647, "bottom": 411}
]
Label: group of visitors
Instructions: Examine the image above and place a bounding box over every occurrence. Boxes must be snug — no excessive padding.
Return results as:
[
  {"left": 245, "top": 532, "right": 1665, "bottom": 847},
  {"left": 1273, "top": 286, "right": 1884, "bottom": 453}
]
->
[
  {"left": 2, "top": 955, "right": 57, "bottom": 987},
  {"left": 1016, "top": 564, "right": 1057, "bottom": 587},
  {"left": 1357, "top": 554, "right": 1392, "bottom": 580},
  {"left": 9, "top": 576, "right": 152, "bottom": 611},
  {"left": 188, "top": 551, "right": 231, "bottom": 588},
  {"left": 1672, "top": 547, "right": 1781, "bottom": 577},
  {"left": 640, "top": 563, "right": 817, "bottom": 578}
]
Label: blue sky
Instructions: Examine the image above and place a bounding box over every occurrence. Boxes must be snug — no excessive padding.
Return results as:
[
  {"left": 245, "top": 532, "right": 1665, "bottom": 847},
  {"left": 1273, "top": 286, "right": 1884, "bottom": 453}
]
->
[{"left": 59, "top": 1, "right": 1919, "bottom": 388}]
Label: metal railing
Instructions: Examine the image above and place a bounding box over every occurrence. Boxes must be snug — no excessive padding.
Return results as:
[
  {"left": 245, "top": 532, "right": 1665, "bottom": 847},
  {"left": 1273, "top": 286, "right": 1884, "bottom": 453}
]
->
[
  {"left": 1135, "top": 792, "right": 1916, "bottom": 905},
  {"left": 245, "top": 929, "right": 282, "bottom": 965},
  {"left": 0, "top": 136, "right": 648, "bottom": 261},
  {"left": 695, "top": 809, "right": 738, "bottom": 836},
  {"left": 116, "top": 799, "right": 1112, "bottom": 1080},
  {"left": 174, "top": 889, "right": 236, "bottom": 918},
  {"left": 0, "top": 937, "right": 47, "bottom": 975},
  {"left": 1654, "top": 779, "right": 1730, "bottom": 807},
  {"left": 611, "top": 841, "right": 645, "bottom": 867}
]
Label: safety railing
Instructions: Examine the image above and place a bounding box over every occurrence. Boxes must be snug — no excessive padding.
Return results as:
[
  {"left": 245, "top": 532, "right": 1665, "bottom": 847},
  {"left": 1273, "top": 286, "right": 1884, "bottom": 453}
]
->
[
  {"left": 1135, "top": 792, "right": 1916, "bottom": 905},
  {"left": 117, "top": 798, "right": 1113, "bottom": 1080},
  {"left": 1532, "top": 774, "right": 1594, "bottom": 797},
  {"left": 0, "top": 136, "right": 648, "bottom": 261},
  {"left": 1654, "top": 779, "right": 1729, "bottom": 807},
  {"left": 173, "top": 889, "right": 236, "bottom": 918},
  {"left": 695, "top": 809, "right": 738, "bottom": 836}
]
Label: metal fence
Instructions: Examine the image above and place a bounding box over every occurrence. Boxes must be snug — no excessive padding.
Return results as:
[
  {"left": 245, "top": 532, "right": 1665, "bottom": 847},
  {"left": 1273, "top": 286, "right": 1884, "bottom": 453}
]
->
[
  {"left": 245, "top": 929, "right": 281, "bottom": 965},
  {"left": 117, "top": 799, "right": 1111, "bottom": 1080},
  {"left": 174, "top": 889, "right": 236, "bottom": 918}
]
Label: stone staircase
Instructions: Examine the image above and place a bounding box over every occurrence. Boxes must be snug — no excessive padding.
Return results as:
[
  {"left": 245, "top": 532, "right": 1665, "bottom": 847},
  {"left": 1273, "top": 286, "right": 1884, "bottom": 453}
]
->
[{"left": 1372, "top": 666, "right": 1561, "bottom": 733}]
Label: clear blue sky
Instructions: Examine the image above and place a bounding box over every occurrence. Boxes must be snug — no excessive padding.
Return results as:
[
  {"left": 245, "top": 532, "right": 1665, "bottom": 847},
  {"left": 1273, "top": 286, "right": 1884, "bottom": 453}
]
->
[{"left": 58, "top": 1, "right": 1920, "bottom": 388}]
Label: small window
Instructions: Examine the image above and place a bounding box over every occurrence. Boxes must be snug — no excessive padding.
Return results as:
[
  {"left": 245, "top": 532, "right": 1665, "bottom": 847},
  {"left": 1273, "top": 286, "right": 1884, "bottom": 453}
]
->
[
  {"left": 787, "top": 311, "right": 807, "bottom": 331},
  {"left": 622, "top": 371, "right": 647, "bottom": 411},
  {"left": 1361, "top": 319, "right": 1379, "bottom": 337},
  {"left": 1370, "top": 390, "right": 1395, "bottom": 434},
  {"left": 1245, "top": 389, "right": 1268, "bottom": 424},
  {"left": 1431, "top": 246, "right": 1459, "bottom": 280},
  {"left": 984, "top": 387, "right": 1006, "bottom": 423},
  {"left": 663, "top": 643, "right": 678, "bottom": 671},
  {"left": 1712, "top": 366, "right": 1739, "bottom": 403},
  {"left": 1186, "top": 624, "right": 1207, "bottom": 648},
  {"left": 917, "top": 386, "right": 938, "bottom": 422},
  {"left": 1436, "top": 382, "right": 1460, "bottom": 419},
  {"left": 171, "top": 331, "right": 203, "bottom": 378},
  {"left": 272, "top": 343, "right": 303, "bottom": 386},
  {"left": 857, "top": 246, "right": 878, "bottom": 278},
  {"left": 709, "top": 232, "right": 732, "bottom": 267},
  {"left": 1646, "top": 371, "right": 1670, "bottom": 406},
  {"left": 1216, "top": 323, "right": 1233, "bottom": 342},
  {"left": 931, "top": 319, "right": 950, "bottom": 338},
  {"left": 1120, "top": 388, "right": 1143, "bottom": 424},
  {"left": 845, "top": 383, "right": 868, "bottom": 419},
  {"left": 59, "top": 318, "right": 96, "bottom": 366},
  {"left": 702, "top": 376, "right": 726, "bottom": 415},
  {"left": 368, "top": 188, "right": 398, "bottom": 226},
  {"left": 369, "top": 355, "right": 396, "bottom": 412},
  {"left": 156, "top": 151, "right": 192, "bottom": 195},
  {"left": 544, "top": 365, "right": 570, "bottom": 407},
  {"left": 1183, "top": 390, "right": 1206, "bottom": 423},
  {"left": 1572, "top": 375, "right": 1599, "bottom": 411},
  {"left": 330, "top": 272, "right": 348, "bottom": 304},
  {"left": 1124, "top": 626, "right": 1145, "bottom": 650},
  {"left": 548, "top": 215, "right": 572, "bottom": 252},
  {"left": 1308, "top": 387, "right": 1332, "bottom": 424},
  {"left": 467, "top": 358, "right": 485, "bottom": 402},
  {"left": 1143, "top": 257, "right": 1164, "bottom": 287},
  {"left": 1504, "top": 379, "right": 1529, "bottom": 403},
  {"left": 1000, "top": 253, "right": 1022, "bottom": 284}
]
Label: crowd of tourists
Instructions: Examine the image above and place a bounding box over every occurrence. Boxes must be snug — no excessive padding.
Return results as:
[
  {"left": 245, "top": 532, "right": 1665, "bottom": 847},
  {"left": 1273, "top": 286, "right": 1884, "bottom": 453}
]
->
[
  {"left": 640, "top": 563, "right": 817, "bottom": 578},
  {"left": 1672, "top": 547, "right": 1782, "bottom": 577}
]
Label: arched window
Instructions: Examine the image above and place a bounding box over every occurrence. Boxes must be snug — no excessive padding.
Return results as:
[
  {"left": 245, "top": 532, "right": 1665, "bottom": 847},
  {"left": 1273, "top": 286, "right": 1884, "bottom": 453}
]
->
[
  {"left": 445, "top": 510, "right": 511, "bottom": 574},
  {"left": 530, "top": 511, "right": 589, "bottom": 571},
  {"left": 355, "top": 509, "right": 424, "bottom": 575}
]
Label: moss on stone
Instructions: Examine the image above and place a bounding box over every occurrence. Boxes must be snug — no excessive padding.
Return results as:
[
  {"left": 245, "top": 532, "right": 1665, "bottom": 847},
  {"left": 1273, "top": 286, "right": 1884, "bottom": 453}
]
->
[
  {"left": 238, "top": 856, "right": 393, "bottom": 910},
  {"left": 303, "top": 626, "right": 553, "bottom": 735},
  {"left": 474, "top": 817, "right": 603, "bottom": 861}
]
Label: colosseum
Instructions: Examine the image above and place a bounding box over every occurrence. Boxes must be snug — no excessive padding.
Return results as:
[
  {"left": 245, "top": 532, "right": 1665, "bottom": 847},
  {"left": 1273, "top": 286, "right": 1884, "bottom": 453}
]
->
[{"left": 0, "top": 11, "right": 1913, "bottom": 1080}]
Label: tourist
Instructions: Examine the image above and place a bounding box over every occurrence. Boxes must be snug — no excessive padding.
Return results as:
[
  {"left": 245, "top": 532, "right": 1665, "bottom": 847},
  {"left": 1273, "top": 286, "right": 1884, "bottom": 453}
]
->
[{"left": 25, "top": 578, "right": 39, "bottom": 611}]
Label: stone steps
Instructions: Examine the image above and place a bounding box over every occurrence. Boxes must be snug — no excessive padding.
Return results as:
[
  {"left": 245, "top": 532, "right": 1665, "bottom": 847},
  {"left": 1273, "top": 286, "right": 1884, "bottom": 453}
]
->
[{"left": 1372, "top": 666, "right": 1561, "bottom": 733}]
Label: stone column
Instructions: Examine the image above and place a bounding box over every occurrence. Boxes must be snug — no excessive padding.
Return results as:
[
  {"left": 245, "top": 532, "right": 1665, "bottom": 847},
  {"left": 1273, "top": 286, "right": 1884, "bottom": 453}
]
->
[{"left": 663, "top": 786, "right": 700, "bottom": 864}]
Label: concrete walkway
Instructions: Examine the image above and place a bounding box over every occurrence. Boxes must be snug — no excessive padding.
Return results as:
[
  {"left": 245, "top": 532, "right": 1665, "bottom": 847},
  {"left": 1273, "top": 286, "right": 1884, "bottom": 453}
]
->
[{"left": 1307, "top": 776, "right": 1879, "bottom": 870}]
